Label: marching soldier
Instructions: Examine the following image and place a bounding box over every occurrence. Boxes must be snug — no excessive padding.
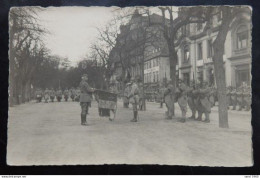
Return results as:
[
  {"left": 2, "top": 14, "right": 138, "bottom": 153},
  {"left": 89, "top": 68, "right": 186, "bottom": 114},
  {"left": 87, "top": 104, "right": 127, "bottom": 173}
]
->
[
  {"left": 50, "top": 88, "right": 56, "bottom": 102},
  {"left": 56, "top": 88, "right": 63, "bottom": 102},
  {"left": 187, "top": 81, "right": 196, "bottom": 120},
  {"left": 230, "top": 87, "right": 237, "bottom": 110},
  {"left": 176, "top": 80, "right": 189, "bottom": 123},
  {"left": 44, "top": 88, "right": 50, "bottom": 103},
  {"left": 199, "top": 82, "right": 212, "bottom": 123},
  {"left": 64, "top": 88, "right": 69, "bottom": 102},
  {"left": 79, "top": 74, "right": 95, "bottom": 126},
  {"left": 226, "top": 86, "right": 232, "bottom": 109},
  {"left": 236, "top": 86, "right": 244, "bottom": 111},
  {"left": 164, "top": 80, "right": 175, "bottom": 120},
  {"left": 129, "top": 76, "right": 140, "bottom": 122}
]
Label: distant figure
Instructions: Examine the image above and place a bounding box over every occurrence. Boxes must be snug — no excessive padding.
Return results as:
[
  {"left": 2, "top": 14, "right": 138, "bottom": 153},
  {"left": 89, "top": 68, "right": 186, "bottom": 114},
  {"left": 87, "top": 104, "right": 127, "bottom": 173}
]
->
[
  {"left": 35, "top": 88, "right": 43, "bottom": 103},
  {"left": 70, "top": 87, "right": 76, "bottom": 101},
  {"left": 50, "top": 88, "right": 56, "bottom": 102},
  {"left": 64, "top": 88, "right": 69, "bottom": 102},
  {"left": 158, "top": 82, "right": 165, "bottom": 108},
  {"left": 79, "top": 74, "right": 95, "bottom": 126},
  {"left": 56, "top": 88, "right": 63, "bottom": 102},
  {"left": 44, "top": 88, "right": 50, "bottom": 103}
]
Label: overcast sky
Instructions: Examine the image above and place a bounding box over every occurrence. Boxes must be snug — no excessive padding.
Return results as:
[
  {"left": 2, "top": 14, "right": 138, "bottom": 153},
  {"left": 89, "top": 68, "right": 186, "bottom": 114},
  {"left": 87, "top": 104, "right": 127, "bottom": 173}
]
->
[{"left": 37, "top": 6, "right": 177, "bottom": 66}]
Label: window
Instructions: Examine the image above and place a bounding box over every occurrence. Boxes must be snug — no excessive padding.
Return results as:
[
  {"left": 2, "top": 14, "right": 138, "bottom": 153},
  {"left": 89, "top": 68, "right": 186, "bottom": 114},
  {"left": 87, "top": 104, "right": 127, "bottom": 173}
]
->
[
  {"left": 198, "top": 42, "right": 203, "bottom": 60},
  {"left": 183, "top": 45, "right": 190, "bottom": 63},
  {"left": 197, "top": 23, "right": 203, "bottom": 31},
  {"left": 236, "top": 25, "right": 248, "bottom": 49},
  {"left": 156, "top": 71, "right": 159, "bottom": 82},
  {"left": 207, "top": 39, "right": 213, "bottom": 58},
  {"left": 153, "top": 72, "right": 156, "bottom": 82}
]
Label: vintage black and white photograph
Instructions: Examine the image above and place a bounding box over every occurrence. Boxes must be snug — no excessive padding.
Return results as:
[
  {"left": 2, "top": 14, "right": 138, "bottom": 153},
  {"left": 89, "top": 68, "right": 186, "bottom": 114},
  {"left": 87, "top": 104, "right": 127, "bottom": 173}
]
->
[{"left": 8, "top": 6, "right": 252, "bottom": 166}]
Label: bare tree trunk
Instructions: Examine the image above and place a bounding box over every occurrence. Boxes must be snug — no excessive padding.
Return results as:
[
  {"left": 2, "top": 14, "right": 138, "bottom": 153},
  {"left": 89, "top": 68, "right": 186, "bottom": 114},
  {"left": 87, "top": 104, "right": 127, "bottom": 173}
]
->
[{"left": 213, "top": 53, "right": 228, "bottom": 128}]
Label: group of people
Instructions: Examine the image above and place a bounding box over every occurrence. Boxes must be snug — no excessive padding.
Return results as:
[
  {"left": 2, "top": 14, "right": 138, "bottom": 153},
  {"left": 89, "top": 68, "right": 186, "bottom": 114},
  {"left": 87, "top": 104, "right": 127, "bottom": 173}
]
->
[
  {"left": 162, "top": 80, "right": 216, "bottom": 123},
  {"left": 226, "top": 84, "right": 251, "bottom": 111},
  {"left": 34, "top": 87, "right": 81, "bottom": 103}
]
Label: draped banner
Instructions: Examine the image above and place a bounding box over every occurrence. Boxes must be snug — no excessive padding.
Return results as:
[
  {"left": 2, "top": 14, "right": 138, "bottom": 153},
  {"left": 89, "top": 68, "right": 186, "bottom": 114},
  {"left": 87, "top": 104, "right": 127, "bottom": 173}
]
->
[{"left": 95, "top": 90, "right": 117, "bottom": 110}]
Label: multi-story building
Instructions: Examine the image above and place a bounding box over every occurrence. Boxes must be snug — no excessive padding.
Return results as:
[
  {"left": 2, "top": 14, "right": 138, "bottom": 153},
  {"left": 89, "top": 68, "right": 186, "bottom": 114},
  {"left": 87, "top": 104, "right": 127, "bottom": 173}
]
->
[
  {"left": 175, "top": 10, "right": 251, "bottom": 88},
  {"left": 110, "top": 8, "right": 251, "bottom": 97},
  {"left": 109, "top": 10, "right": 172, "bottom": 95}
]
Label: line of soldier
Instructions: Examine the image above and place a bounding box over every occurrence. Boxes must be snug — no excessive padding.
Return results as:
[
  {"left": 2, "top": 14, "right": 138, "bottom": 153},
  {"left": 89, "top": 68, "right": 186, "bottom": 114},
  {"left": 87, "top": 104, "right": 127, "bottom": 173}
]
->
[
  {"left": 34, "top": 87, "right": 81, "bottom": 103},
  {"left": 163, "top": 80, "right": 214, "bottom": 123},
  {"left": 226, "top": 84, "right": 251, "bottom": 111}
]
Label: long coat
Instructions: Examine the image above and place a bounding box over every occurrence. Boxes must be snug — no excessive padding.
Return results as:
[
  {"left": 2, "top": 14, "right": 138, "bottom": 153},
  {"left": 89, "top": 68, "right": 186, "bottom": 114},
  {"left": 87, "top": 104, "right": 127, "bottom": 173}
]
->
[
  {"left": 177, "top": 83, "right": 188, "bottom": 109},
  {"left": 199, "top": 88, "right": 211, "bottom": 113},
  {"left": 79, "top": 80, "right": 94, "bottom": 103}
]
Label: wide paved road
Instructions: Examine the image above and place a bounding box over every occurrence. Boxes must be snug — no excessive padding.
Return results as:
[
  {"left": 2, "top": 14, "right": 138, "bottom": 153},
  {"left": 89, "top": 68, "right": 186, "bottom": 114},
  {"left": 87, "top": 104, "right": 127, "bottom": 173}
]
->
[{"left": 7, "top": 99, "right": 252, "bottom": 166}]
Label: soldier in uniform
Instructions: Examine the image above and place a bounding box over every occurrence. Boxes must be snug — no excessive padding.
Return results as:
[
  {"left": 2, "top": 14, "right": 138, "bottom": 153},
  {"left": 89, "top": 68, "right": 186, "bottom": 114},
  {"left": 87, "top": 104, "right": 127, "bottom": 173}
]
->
[
  {"left": 35, "top": 88, "right": 43, "bottom": 103},
  {"left": 209, "top": 86, "right": 216, "bottom": 107},
  {"left": 236, "top": 86, "right": 244, "bottom": 111},
  {"left": 193, "top": 81, "right": 203, "bottom": 121},
  {"left": 199, "top": 82, "right": 212, "bottom": 123},
  {"left": 44, "top": 88, "right": 50, "bottom": 103},
  {"left": 129, "top": 76, "right": 140, "bottom": 122},
  {"left": 56, "top": 88, "right": 63, "bottom": 102},
  {"left": 164, "top": 80, "right": 175, "bottom": 120},
  {"left": 226, "top": 86, "right": 232, "bottom": 109},
  {"left": 138, "top": 83, "right": 145, "bottom": 111},
  {"left": 79, "top": 74, "right": 95, "bottom": 125},
  {"left": 243, "top": 86, "right": 251, "bottom": 111},
  {"left": 64, "top": 88, "right": 69, "bottom": 102},
  {"left": 158, "top": 82, "right": 165, "bottom": 108},
  {"left": 123, "top": 83, "right": 130, "bottom": 108},
  {"left": 50, "top": 88, "right": 56, "bottom": 102},
  {"left": 176, "top": 80, "right": 189, "bottom": 123},
  {"left": 230, "top": 87, "right": 237, "bottom": 110},
  {"left": 187, "top": 81, "right": 196, "bottom": 120},
  {"left": 70, "top": 87, "right": 76, "bottom": 101}
]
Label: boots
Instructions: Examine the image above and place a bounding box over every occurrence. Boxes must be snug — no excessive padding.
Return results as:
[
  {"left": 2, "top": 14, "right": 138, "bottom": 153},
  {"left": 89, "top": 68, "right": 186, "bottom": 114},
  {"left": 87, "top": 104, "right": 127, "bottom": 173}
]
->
[
  {"left": 196, "top": 112, "right": 202, "bottom": 121},
  {"left": 81, "top": 114, "right": 87, "bottom": 125},
  {"left": 189, "top": 110, "right": 196, "bottom": 120}
]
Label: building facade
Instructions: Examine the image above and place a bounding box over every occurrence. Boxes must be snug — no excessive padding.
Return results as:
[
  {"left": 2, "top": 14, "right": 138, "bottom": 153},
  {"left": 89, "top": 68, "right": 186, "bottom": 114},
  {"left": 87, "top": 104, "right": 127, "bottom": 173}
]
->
[
  {"left": 109, "top": 9, "right": 251, "bottom": 96},
  {"left": 176, "top": 10, "right": 251, "bottom": 88}
]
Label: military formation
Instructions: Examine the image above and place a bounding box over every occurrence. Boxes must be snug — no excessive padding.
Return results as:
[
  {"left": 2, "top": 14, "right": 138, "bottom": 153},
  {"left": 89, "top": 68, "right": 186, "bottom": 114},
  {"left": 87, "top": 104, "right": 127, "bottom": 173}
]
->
[
  {"left": 34, "top": 87, "right": 80, "bottom": 103},
  {"left": 226, "top": 84, "right": 251, "bottom": 111},
  {"left": 34, "top": 73, "right": 251, "bottom": 126}
]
